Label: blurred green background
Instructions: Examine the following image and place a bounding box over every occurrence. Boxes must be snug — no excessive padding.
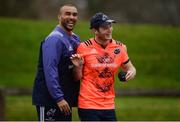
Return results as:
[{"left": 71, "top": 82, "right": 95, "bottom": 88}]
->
[
  {"left": 0, "top": 0, "right": 180, "bottom": 121},
  {"left": 0, "top": 17, "right": 180, "bottom": 120},
  {"left": 1, "top": 18, "right": 180, "bottom": 89}
]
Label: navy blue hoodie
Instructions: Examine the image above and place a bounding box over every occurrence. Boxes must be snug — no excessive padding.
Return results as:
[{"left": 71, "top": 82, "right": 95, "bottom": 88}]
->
[{"left": 32, "top": 26, "right": 80, "bottom": 107}]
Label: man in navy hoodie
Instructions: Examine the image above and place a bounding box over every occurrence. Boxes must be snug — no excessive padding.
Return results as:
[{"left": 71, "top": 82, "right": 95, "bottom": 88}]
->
[{"left": 32, "top": 4, "right": 80, "bottom": 121}]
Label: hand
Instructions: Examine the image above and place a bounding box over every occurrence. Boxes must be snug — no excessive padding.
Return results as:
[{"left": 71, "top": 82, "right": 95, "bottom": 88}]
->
[
  {"left": 125, "top": 69, "right": 136, "bottom": 81},
  {"left": 57, "top": 99, "right": 71, "bottom": 115},
  {"left": 121, "top": 61, "right": 136, "bottom": 81},
  {"left": 70, "top": 54, "right": 84, "bottom": 67}
]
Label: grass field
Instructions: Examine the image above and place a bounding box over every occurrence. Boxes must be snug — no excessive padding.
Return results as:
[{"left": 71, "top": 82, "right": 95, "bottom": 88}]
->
[
  {"left": 0, "top": 17, "right": 180, "bottom": 89},
  {"left": 5, "top": 95, "right": 180, "bottom": 121}
]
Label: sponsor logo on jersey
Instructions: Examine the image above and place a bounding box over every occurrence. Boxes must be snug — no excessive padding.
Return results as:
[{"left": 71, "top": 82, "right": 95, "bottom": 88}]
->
[{"left": 114, "top": 48, "right": 120, "bottom": 54}]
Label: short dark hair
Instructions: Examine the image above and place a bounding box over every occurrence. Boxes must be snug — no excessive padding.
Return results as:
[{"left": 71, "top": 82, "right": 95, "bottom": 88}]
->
[{"left": 59, "top": 3, "right": 77, "bottom": 14}]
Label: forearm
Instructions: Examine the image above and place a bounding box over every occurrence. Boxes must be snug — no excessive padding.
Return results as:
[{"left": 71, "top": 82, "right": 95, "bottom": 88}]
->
[
  {"left": 127, "top": 63, "right": 136, "bottom": 74},
  {"left": 43, "top": 61, "right": 65, "bottom": 102},
  {"left": 73, "top": 65, "right": 83, "bottom": 81},
  {"left": 122, "top": 61, "right": 136, "bottom": 80},
  {"left": 129, "top": 65, "right": 136, "bottom": 77},
  {"left": 42, "top": 38, "right": 64, "bottom": 102}
]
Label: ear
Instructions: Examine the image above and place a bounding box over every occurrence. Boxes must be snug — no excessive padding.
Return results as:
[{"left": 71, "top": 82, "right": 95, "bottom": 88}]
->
[
  {"left": 58, "top": 15, "right": 61, "bottom": 21},
  {"left": 92, "top": 28, "right": 98, "bottom": 34}
]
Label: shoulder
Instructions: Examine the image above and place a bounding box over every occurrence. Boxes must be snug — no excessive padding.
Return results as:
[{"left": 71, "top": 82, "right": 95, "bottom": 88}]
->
[
  {"left": 113, "top": 39, "right": 127, "bottom": 52},
  {"left": 114, "top": 39, "right": 124, "bottom": 46},
  {"left": 77, "top": 39, "right": 93, "bottom": 52},
  {"left": 82, "top": 39, "right": 93, "bottom": 47},
  {"left": 43, "top": 33, "right": 63, "bottom": 48},
  {"left": 72, "top": 33, "right": 80, "bottom": 42}
]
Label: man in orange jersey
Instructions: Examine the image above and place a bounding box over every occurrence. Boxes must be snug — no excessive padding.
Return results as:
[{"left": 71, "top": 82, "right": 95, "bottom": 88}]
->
[{"left": 70, "top": 12, "right": 136, "bottom": 121}]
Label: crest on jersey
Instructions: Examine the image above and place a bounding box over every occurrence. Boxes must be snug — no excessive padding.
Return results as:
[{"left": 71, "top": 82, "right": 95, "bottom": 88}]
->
[
  {"left": 68, "top": 46, "right": 73, "bottom": 51},
  {"left": 114, "top": 48, "right": 120, "bottom": 54}
]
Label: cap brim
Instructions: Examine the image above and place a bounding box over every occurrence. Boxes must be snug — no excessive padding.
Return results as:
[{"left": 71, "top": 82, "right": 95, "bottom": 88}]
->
[
  {"left": 106, "top": 19, "right": 116, "bottom": 23},
  {"left": 100, "top": 20, "right": 116, "bottom": 27},
  {"left": 90, "top": 19, "right": 116, "bottom": 29}
]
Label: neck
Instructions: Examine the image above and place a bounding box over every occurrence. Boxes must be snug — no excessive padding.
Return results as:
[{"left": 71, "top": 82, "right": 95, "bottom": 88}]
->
[
  {"left": 95, "top": 36, "right": 110, "bottom": 48},
  {"left": 58, "top": 24, "right": 72, "bottom": 36}
]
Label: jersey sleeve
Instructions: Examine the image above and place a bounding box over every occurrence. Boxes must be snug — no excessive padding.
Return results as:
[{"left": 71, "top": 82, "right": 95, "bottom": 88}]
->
[{"left": 77, "top": 42, "right": 88, "bottom": 55}]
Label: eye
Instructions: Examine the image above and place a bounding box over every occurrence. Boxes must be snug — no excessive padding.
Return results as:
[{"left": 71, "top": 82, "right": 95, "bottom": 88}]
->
[
  {"left": 65, "top": 12, "right": 71, "bottom": 16},
  {"left": 73, "top": 12, "right": 78, "bottom": 17}
]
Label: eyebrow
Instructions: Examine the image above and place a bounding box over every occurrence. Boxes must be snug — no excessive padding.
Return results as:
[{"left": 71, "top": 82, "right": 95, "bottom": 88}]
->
[{"left": 65, "top": 11, "right": 78, "bottom": 14}]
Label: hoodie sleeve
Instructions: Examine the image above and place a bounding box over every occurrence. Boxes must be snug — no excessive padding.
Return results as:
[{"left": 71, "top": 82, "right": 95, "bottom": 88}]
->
[{"left": 42, "top": 36, "right": 64, "bottom": 103}]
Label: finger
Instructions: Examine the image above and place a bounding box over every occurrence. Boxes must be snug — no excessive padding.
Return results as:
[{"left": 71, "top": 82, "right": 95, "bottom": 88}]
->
[
  {"left": 125, "top": 72, "right": 132, "bottom": 80},
  {"left": 59, "top": 106, "right": 63, "bottom": 113},
  {"left": 70, "top": 54, "right": 77, "bottom": 58},
  {"left": 74, "top": 54, "right": 82, "bottom": 59},
  {"left": 66, "top": 104, "right": 71, "bottom": 115},
  {"left": 63, "top": 105, "right": 71, "bottom": 115},
  {"left": 77, "top": 54, "right": 81, "bottom": 59},
  {"left": 71, "top": 54, "right": 81, "bottom": 59},
  {"left": 73, "top": 54, "right": 77, "bottom": 57},
  {"left": 127, "top": 72, "right": 134, "bottom": 80},
  {"left": 62, "top": 106, "right": 67, "bottom": 115},
  {"left": 70, "top": 55, "right": 75, "bottom": 59},
  {"left": 67, "top": 104, "right": 71, "bottom": 114}
]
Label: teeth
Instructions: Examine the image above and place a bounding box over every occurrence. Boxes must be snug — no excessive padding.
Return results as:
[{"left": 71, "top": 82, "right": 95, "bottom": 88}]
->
[
  {"left": 68, "top": 24, "right": 73, "bottom": 26},
  {"left": 68, "top": 22, "right": 74, "bottom": 25}
]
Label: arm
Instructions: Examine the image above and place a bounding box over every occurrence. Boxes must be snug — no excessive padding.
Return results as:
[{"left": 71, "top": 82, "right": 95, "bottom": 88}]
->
[
  {"left": 120, "top": 43, "right": 136, "bottom": 81},
  {"left": 42, "top": 36, "right": 71, "bottom": 115},
  {"left": 70, "top": 54, "right": 84, "bottom": 81}
]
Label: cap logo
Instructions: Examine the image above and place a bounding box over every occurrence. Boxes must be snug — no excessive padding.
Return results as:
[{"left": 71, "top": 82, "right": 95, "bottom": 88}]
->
[
  {"left": 69, "top": 45, "right": 73, "bottom": 51},
  {"left": 102, "top": 15, "right": 107, "bottom": 21}
]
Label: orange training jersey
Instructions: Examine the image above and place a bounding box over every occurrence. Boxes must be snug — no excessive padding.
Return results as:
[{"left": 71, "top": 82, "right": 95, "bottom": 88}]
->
[{"left": 77, "top": 38, "right": 129, "bottom": 109}]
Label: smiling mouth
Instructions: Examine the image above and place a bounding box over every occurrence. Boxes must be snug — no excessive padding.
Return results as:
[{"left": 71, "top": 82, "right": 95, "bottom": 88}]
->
[
  {"left": 68, "top": 23, "right": 74, "bottom": 26},
  {"left": 106, "top": 34, "right": 112, "bottom": 36},
  {"left": 67, "top": 21, "right": 75, "bottom": 27}
]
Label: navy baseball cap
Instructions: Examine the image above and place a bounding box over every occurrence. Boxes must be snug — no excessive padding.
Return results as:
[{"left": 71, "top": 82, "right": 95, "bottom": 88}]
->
[{"left": 90, "top": 12, "right": 116, "bottom": 29}]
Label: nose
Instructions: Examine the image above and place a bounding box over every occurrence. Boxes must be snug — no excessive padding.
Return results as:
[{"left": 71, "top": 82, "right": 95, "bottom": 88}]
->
[
  {"left": 107, "top": 26, "right": 113, "bottom": 32},
  {"left": 69, "top": 14, "right": 74, "bottom": 19}
]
